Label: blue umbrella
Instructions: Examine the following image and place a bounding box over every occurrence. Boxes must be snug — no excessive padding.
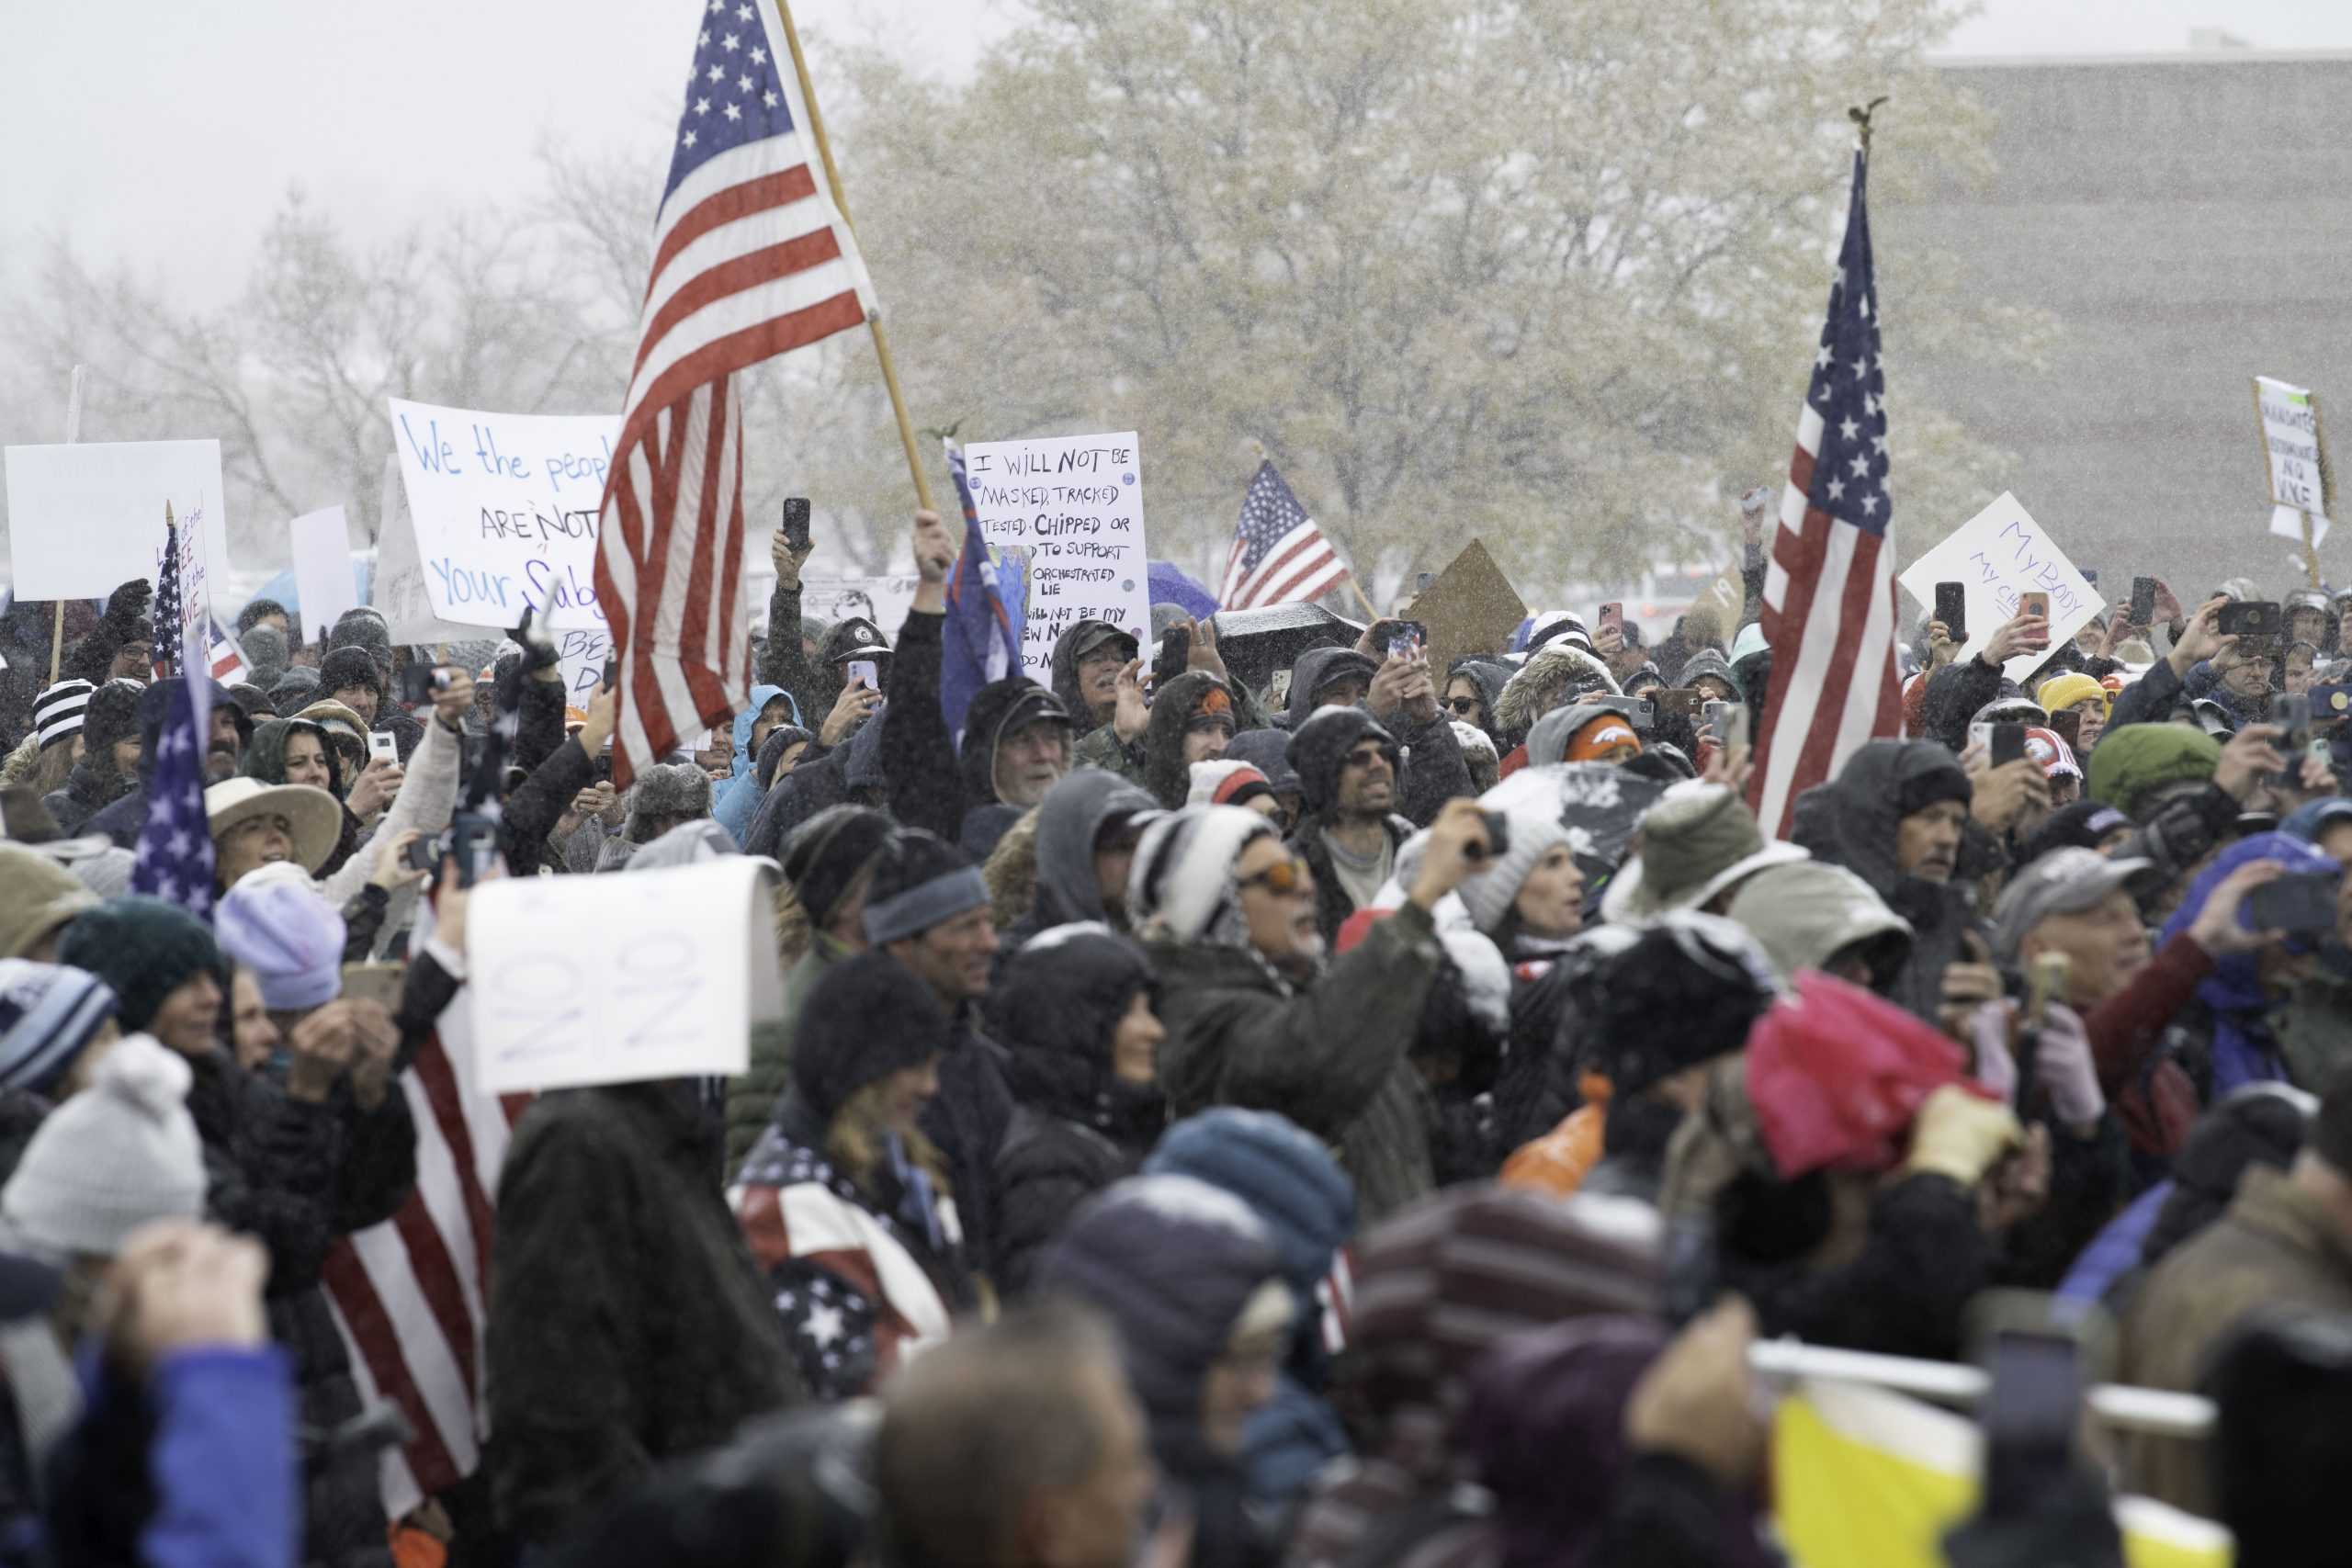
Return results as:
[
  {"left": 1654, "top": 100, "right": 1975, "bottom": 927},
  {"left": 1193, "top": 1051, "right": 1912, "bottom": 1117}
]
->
[
  {"left": 241, "top": 559, "right": 374, "bottom": 624},
  {"left": 1148, "top": 558, "right": 1218, "bottom": 620}
]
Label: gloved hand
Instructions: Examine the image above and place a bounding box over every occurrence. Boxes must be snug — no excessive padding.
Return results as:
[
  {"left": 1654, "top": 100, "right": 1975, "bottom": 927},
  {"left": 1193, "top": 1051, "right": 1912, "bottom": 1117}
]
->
[
  {"left": 103, "top": 577, "right": 153, "bottom": 627},
  {"left": 2031, "top": 1003, "right": 2105, "bottom": 1130},
  {"left": 1904, "top": 1085, "right": 2023, "bottom": 1188},
  {"left": 1967, "top": 1001, "right": 2018, "bottom": 1101}
]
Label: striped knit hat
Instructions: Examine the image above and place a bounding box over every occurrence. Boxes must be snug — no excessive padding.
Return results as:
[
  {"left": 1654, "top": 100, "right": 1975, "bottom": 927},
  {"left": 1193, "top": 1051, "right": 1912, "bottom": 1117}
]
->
[
  {"left": 31, "top": 681, "right": 94, "bottom": 752},
  {"left": 0, "top": 961, "right": 117, "bottom": 1096},
  {"left": 1127, "top": 805, "right": 1280, "bottom": 947}
]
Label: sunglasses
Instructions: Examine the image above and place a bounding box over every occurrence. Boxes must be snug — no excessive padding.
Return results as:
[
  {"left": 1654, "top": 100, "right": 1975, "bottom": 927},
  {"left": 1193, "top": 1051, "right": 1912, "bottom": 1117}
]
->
[
  {"left": 1237, "top": 856, "right": 1312, "bottom": 897},
  {"left": 1444, "top": 696, "right": 1483, "bottom": 715}
]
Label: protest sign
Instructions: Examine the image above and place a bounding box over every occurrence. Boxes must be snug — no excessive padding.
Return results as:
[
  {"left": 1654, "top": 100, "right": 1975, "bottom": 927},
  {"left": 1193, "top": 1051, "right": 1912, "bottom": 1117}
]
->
[
  {"left": 1406, "top": 539, "right": 1526, "bottom": 675},
  {"left": 5, "top": 439, "right": 233, "bottom": 600},
  {"left": 386, "top": 398, "right": 617, "bottom": 631},
  {"left": 960, "top": 432, "right": 1151, "bottom": 682},
  {"left": 288, "top": 505, "right": 359, "bottom": 633},
  {"left": 2253, "top": 376, "right": 2331, "bottom": 516},
  {"left": 2270, "top": 503, "right": 2332, "bottom": 547},
  {"left": 374, "top": 455, "right": 492, "bottom": 646},
  {"left": 467, "top": 857, "right": 784, "bottom": 1095},
  {"left": 797, "top": 574, "right": 923, "bottom": 643},
  {"left": 157, "top": 503, "right": 218, "bottom": 661},
  {"left": 1897, "top": 492, "right": 2105, "bottom": 684},
  {"left": 553, "top": 626, "right": 613, "bottom": 709}
]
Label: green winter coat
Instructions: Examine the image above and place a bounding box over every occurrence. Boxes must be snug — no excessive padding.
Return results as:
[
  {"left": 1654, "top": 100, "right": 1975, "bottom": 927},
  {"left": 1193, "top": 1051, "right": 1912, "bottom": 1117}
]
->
[{"left": 724, "top": 932, "right": 852, "bottom": 1171}]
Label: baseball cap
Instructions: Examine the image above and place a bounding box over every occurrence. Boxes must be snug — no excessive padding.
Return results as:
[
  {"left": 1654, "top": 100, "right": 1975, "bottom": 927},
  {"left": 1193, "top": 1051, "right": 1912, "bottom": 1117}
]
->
[{"left": 1991, "top": 847, "right": 2161, "bottom": 961}]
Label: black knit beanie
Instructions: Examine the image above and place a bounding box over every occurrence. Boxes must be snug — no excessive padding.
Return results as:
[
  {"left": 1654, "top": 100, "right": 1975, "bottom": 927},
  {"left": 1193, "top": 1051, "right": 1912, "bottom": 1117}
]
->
[
  {"left": 781, "top": 806, "right": 896, "bottom": 930},
  {"left": 318, "top": 647, "right": 382, "bottom": 701},
  {"left": 861, "top": 829, "right": 989, "bottom": 947},
  {"left": 81, "top": 682, "right": 144, "bottom": 759},
  {"left": 791, "top": 952, "right": 949, "bottom": 1122},
  {"left": 56, "top": 896, "right": 225, "bottom": 1035},
  {"left": 1589, "top": 912, "right": 1778, "bottom": 1098}
]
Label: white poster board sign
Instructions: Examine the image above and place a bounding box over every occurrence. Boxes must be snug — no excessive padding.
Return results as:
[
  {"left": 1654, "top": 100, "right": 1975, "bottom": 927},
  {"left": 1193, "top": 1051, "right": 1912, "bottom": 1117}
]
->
[
  {"left": 797, "top": 574, "right": 923, "bottom": 645},
  {"left": 374, "top": 455, "right": 492, "bottom": 646},
  {"left": 960, "top": 432, "right": 1151, "bottom": 682},
  {"left": 1897, "top": 491, "right": 2105, "bottom": 684},
  {"left": 5, "top": 439, "right": 233, "bottom": 601},
  {"left": 467, "top": 857, "right": 784, "bottom": 1094},
  {"left": 386, "top": 398, "right": 616, "bottom": 631},
  {"left": 288, "top": 505, "right": 359, "bottom": 633},
  {"left": 2254, "top": 376, "right": 2331, "bottom": 518},
  {"left": 552, "top": 626, "right": 613, "bottom": 710},
  {"left": 2270, "top": 503, "right": 2333, "bottom": 547}
]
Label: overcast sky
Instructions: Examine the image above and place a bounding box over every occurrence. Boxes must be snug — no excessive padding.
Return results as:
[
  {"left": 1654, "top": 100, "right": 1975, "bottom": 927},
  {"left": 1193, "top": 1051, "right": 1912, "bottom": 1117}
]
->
[{"left": 6, "top": 0, "right": 2352, "bottom": 319}]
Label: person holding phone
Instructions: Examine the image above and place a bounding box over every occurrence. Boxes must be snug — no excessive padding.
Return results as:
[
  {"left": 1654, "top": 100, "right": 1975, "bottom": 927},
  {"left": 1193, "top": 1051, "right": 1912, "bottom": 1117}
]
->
[{"left": 1914, "top": 602, "right": 2049, "bottom": 752}]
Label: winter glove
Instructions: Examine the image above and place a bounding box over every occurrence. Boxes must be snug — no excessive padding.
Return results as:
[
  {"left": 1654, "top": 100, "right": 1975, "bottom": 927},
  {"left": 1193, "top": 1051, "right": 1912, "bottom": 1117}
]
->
[
  {"left": 102, "top": 578, "right": 153, "bottom": 629},
  {"left": 1903, "top": 1084, "right": 2022, "bottom": 1188},
  {"left": 2030, "top": 1002, "right": 2105, "bottom": 1128},
  {"left": 1966, "top": 1001, "right": 2018, "bottom": 1102}
]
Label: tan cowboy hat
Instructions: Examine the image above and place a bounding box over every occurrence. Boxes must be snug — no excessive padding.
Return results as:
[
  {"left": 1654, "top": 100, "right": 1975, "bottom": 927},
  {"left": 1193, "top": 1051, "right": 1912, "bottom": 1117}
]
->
[{"left": 202, "top": 778, "right": 344, "bottom": 876}]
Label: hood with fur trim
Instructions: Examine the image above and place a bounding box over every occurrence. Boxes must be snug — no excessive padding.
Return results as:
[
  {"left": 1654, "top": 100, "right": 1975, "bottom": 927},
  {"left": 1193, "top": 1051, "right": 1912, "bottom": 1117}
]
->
[{"left": 1493, "top": 643, "right": 1622, "bottom": 744}]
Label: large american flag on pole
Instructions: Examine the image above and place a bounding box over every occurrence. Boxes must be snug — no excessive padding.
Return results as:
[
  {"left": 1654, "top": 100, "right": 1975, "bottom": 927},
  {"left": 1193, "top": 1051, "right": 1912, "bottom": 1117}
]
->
[
  {"left": 1751, "top": 148, "right": 1903, "bottom": 838},
  {"left": 1220, "top": 459, "right": 1351, "bottom": 610},
  {"left": 592, "top": 0, "right": 877, "bottom": 788}
]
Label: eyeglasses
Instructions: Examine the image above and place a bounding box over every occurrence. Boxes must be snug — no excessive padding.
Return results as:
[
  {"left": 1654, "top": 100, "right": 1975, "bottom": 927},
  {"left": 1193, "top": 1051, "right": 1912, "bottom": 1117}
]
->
[
  {"left": 1237, "top": 856, "right": 1312, "bottom": 897},
  {"left": 1444, "top": 696, "right": 1483, "bottom": 716}
]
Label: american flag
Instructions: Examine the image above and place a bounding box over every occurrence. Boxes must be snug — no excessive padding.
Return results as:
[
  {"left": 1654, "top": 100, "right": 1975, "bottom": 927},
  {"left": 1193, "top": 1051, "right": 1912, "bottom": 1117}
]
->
[
  {"left": 592, "top": 0, "right": 876, "bottom": 788},
  {"left": 206, "top": 615, "right": 250, "bottom": 684},
  {"left": 151, "top": 513, "right": 183, "bottom": 682},
  {"left": 130, "top": 662, "right": 216, "bottom": 918},
  {"left": 1751, "top": 149, "right": 1903, "bottom": 838},
  {"left": 1220, "top": 459, "right": 1351, "bottom": 610},
  {"left": 323, "top": 986, "right": 531, "bottom": 1517}
]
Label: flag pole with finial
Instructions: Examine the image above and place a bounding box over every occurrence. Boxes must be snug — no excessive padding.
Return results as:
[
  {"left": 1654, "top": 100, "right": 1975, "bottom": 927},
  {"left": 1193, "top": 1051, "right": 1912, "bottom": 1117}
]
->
[{"left": 775, "top": 0, "right": 933, "bottom": 513}]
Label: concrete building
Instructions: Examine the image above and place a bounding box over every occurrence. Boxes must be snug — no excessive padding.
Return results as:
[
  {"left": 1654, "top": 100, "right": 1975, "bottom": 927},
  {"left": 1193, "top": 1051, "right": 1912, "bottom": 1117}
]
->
[{"left": 1876, "top": 42, "right": 2352, "bottom": 598}]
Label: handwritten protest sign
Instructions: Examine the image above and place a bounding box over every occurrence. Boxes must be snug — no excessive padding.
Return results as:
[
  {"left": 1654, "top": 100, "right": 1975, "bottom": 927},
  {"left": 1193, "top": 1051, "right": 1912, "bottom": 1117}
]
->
[
  {"left": 157, "top": 505, "right": 218, "bottom": 660},
  {"left": 2254, "top": 376, "right": 2331, "bottom": 517},
  {"left": 553, "top": 626, "right": 613, "bottom": 709},
  {"left": 288, "top": 505, "right": 359, "bottom": 633},
  {"left": 374, "top": 455, "right": 491, "bottom": 646},
  {"left": 5, "top": 439, "right": 233, "bottom": 600},
  {"left": 386, "top": 398, "right": 616, "bottom": 631},
  {"left": 467, "top": 857, "right": 783, "bottom": 1094},
  {"left": 961, "top": 432, "right": 1151, "bottom": 682},
  {"left": 797, "top": 574, "right": 923, "bottom": 643},
  {"left": 1898, "top": 492, "right": 2105, "bottom": 684}
]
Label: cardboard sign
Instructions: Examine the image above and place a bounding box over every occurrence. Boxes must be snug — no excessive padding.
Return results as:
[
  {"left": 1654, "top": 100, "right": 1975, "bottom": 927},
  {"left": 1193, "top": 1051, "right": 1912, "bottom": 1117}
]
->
[
  {"left": 1406, "top": 539, "right": 1527, "bottom": 674},
  {"left": 960, "top": 432, "right": 1151, "bottom": 683},
  {"left": 2254, "top": 376, "right": 2331, "bottom": 518},
  {"left": 288, "top": 505, "right": 359, "bottom": 633},
  {"left": 1897, "top": 492, "right": 2105, "bottom": 684},
  {"left": 467, "top": 857, "right": 784, "bottom": 1094},
  {"left": 5, "top": 439, "right": 234, "bottom": 600},
  {"left": 374, "top": 454, "right": 516, "bottom": 646},
  {"left": 386, "top": 398, "right": 616, "bottom": 631}
]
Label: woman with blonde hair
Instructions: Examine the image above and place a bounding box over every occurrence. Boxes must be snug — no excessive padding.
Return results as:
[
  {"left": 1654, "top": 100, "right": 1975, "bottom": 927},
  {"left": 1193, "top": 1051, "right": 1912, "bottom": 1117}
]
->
[{"left": 732, "top": 950, "right": 974, "bottom": 1400}]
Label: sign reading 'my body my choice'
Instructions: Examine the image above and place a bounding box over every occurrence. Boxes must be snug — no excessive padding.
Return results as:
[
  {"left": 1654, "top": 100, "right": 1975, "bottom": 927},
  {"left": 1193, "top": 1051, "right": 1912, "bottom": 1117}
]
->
[
  {"left": 1898, "top": 491, "right": 2104, "bottom": 684},
  {"left": 961, "top": 432, "right": 1151, "bottom": 682},
  {"left": 388, "top": 399, "right": 616, "bottom": 631}
]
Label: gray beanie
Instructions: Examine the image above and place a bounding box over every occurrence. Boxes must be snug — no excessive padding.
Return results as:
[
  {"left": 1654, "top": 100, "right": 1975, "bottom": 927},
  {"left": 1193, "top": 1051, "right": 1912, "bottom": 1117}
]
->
[
  {"left": 1454, "top": 807, "right": 1575, "bottom": 933},
  {"left": 240, "top": 624, "right": 289, "bottom": 689},
  {"left": 623, "top": 763, "right": 713, "bottom": 843},
  {"left": 2, "top": 1035, "right": 205, "bottom": 1258}
]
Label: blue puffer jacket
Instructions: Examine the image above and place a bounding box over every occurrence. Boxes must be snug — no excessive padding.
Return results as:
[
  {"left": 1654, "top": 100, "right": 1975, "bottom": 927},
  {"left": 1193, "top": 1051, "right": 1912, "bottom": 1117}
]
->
[
  {"left": 1144, "top": 1108, "right": 1356, "bottom": 1529},
  {"left": 2159, "top": 831, "right": 2341, "bottom": 1098},
  {"left": 713, "top": 683, "right": 797, "bottom": 844}
]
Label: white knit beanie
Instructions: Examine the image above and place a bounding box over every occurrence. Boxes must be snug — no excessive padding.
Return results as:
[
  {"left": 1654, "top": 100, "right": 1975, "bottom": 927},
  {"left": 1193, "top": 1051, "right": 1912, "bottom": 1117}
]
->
[
  {"left": 1454, "top": 808, "right": 1575, "bottom": 934},
  {"left": 1129, "top": 806, "right": 1280, "bottom": 944},
  {"left": 2, "top": 1034, "right": 206, "bottom": 1258}
]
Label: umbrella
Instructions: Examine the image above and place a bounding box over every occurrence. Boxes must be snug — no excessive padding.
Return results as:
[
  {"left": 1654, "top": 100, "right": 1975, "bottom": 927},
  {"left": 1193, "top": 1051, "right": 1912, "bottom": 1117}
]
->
[{"left": 1148, "top": 558, "right": 1219, "bottom": 621}]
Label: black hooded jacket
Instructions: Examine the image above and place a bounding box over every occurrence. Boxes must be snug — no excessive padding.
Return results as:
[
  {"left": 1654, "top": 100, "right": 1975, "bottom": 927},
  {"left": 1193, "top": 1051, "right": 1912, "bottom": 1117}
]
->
[
  {"left": 1789, "top": 739, "right": 1992, "bottom": 1022},
  {"left": 1141, "top": 671, "right": 1234, "bottom": 809},
  {"left": 879, "top": 608, "right": 1067, "bottom": 858},
  {"left": 1283, "top": 648, "right": 1379, "bottom": 728},
  {"left": 988, "top": 927, "right": 1166, "bottom": 1297},
  {"left": 1008, "top": 771, "right": 1160, "bottom": 951},
  {"left": 42, "top": 759, "right": 135, "bottom": 835},
  {"left": 1443, "top": 658, "right": 1512, "bottom": 739}
]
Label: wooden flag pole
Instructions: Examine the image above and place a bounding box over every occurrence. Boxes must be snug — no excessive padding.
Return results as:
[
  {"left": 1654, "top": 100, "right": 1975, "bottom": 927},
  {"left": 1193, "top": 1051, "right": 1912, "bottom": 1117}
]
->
[
  {"left": 775, "top": 0, "right": 933, "bottom": 513},
  {"left": 48, "top": 365, "right": 89, "bottom": 683}
]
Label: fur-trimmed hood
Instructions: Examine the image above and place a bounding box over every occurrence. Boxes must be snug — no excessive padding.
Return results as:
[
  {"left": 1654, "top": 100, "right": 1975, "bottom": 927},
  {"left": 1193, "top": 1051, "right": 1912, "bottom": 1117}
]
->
[{"left": 1493, "top": 643, "right": 1622, "bottom": 742}]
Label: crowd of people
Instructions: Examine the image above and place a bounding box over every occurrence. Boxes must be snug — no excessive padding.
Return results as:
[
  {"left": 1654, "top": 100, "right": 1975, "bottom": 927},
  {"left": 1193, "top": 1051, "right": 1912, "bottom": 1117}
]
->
[{"left": 4, "top": 495, "right": 2352, "bottom": 1568}]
